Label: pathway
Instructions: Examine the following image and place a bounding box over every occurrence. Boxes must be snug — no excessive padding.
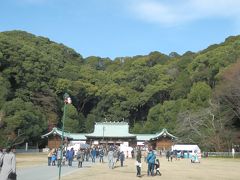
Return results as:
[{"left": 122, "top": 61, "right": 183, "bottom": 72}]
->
[{"left": 17, "top": 161, "right": 93, "bottom": 180}]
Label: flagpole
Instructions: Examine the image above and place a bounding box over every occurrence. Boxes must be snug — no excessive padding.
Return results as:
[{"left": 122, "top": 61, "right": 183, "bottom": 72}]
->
[{"left": 59, "top": 93, "right": 71, "bottom": 180}]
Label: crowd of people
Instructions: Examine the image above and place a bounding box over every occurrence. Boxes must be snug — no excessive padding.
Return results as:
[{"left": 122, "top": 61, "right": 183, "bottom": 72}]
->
[
  {"left": 46, "top": 144, "right": 163, "bottom": 178},
  {"left": 0, "top": 144, "right": 165, "bottom": 180},
  {"left": 164, "top": 149, "right": 200, "bottom": 163},
  {"left": 1, "top": 143, "right": 200, "bottom": 179},
  {"left": 47, "top": 147, "right": 77, "bottom": 167},
  {"left": 47, "top": 145, "right": 127, "bottom": 169}
]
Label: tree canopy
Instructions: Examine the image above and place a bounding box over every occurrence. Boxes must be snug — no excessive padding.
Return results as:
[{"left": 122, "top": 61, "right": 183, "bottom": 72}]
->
[{"left": 0, "top": 30, "right": 240, "bottom": 151}]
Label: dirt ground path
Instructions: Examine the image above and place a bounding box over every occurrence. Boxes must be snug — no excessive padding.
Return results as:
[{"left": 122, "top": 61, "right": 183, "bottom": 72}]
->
[
  {"left": 17, "top": 153, "right": 47, "bottom": 168},
  {"left": 62, "top": 157, "right": 240, "bottom": 180},
  {"left": 16, "top": 154, "right": 240, "bottom": 180}
]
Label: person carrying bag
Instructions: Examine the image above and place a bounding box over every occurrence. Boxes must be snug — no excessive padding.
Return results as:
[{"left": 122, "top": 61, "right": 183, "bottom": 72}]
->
[{"left": 0, "top": 146, "right": 17, "bottom": 180}]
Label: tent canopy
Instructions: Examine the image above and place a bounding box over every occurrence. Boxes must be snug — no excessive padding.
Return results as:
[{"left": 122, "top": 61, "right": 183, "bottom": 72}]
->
[{"left": 172, "top": 144, "right": 201, "bottom": 153}]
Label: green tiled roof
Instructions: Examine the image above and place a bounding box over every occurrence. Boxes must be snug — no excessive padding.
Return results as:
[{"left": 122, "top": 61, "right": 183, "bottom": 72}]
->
[
  {"left": 85, "top": 122, "right": 136, "bottom": 138},
  {"left": 41, "top": 127, "right": 86, "bottom": 140},
  {"left": 41, "top": 124, "right": 176, "bottom": 141},
  {"left": 150, "top": 128, "right": 177, "bottom": 140}
]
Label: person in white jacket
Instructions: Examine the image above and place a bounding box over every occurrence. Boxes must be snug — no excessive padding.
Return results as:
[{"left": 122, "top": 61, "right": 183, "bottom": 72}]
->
[
  {"left": 107, "top": 147, "right": 114, "bottom": 169},
  {"left": 0, "top": 146, "right": 16, "bottom": 180}
]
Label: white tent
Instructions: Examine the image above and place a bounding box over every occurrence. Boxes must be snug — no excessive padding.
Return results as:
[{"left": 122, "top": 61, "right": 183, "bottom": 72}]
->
[
  {"left": 172, "top": 144, "right": 201, "bottom": 158},
  {"left": 120, "top": 143, "right": 133, "bottom": 158}
]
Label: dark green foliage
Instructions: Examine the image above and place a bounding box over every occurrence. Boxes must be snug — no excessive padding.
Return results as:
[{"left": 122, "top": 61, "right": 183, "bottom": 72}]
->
[
  {"left": 0, "top": 30, "right": 84, "bottom": 146},
  {"left": 0, "top": 30, "right": 240, "bottom": 150},
  {"left": 1, "top": 98, "right": 47, "bottom": 145}
]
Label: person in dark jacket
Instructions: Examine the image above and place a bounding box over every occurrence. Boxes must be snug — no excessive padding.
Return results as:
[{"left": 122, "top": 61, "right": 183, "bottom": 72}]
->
[
  {"left": 155, "top": 159, "right": 162, "bottom": 176},
  {"left": 136, "top": 147, "right": 142, "bottom": 177},
  {"left": 99, "top": 148, "right": 104, "bottom": 163},
  {"left": 119, "top": 151, "right": 125, "bottom": 167},
  {"left": 166, "top": 150, "right": 170, "bottom": 161}
]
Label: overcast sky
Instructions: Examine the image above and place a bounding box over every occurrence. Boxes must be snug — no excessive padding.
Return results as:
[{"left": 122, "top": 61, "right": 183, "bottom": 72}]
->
[{"left": 1, "top": 0, "right": 240, "bottom": 59}]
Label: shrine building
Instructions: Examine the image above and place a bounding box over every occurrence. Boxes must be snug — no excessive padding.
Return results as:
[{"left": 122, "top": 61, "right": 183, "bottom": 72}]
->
[{"left": 41, "top": 121, "right": 177, "bottom": 150}]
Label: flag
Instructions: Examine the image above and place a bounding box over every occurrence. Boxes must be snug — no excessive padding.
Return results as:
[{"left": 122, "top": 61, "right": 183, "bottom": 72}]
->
[{"left": 64, "top": 97, "right": 72, "bottom": 104}]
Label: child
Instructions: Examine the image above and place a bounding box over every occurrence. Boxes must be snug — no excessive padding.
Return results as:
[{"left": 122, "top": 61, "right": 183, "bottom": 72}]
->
[
  {"left": 136, "top": 160, "right": 142, "bottom": 177},
  {"left": 155, "top": 159, "right": 162, "bottom": 176},
  {"left": 51, "top": 150, "right": 56, "bottom": 166}
]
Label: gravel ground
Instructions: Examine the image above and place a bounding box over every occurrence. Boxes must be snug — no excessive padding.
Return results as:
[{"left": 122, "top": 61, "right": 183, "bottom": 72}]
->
[{"left": 16, "top": 153, "right": 240, "bottom": 180}]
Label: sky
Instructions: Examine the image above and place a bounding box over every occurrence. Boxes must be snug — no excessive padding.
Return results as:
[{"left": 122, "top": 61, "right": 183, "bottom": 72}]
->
[{"left": 1, "top": 0, "right": 240, "bottom": 59}]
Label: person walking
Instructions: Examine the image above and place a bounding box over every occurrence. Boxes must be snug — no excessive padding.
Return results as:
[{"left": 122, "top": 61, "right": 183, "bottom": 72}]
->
[
  {"left": 91, "top": 148, "right": 96, "bottom": 163},
  {"left": 155, "top": 159, "right": 162, "bottom": 176},
  {"left": 147, "top": 148, "right": 156, "bottom": 176},
  {"left": 166, "top": 150, "right": 170, "bottom": 161},
  {"left": 47, "top": 149, "right": 54, "bottom": 166},
  {"left": 0, "top": 146, "right": 16, "bottom": 180},
  {"left": 62, "top": 149, "right": 66, "bottom": 166},
  {"left": 66, "top": 149, "right": 70, "bottom": 165},
  {"left": 107, "top": 148, "right": 114, "bottom": 169},
  {"left": 85, "top": 148, "right": 90, "bottom": 162},
  {"left": 57, "top": 148, "right": 62, "bottom": 167},
  {"left": 143, "top": 150, "right": 148, "bottom": 163},
  {"left": 99, "top": 148, "right": 104, "bottom": 163},
  {"left": 76, "top": 149, "right": 84, "bottom": 168},
  {"left": 119, "top": 151, "right": 125, "bottom": 167},
  {"left": 170, "top": 151, "right": 173, "bottom": 162},
  {"left": 68, "top": 148, "right": 75, "bottom": 166},
  {"left": 131, "top": 149, "right": 134, "bottom": 159},
  {"left": 51, "top": 149, "right": 56, "bottom": 166},
  {"left": 136, "top": 147, "right": 142, "bottom": 177}
]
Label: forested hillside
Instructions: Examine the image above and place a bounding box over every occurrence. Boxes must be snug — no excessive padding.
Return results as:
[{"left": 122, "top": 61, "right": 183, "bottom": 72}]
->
[{"left": 0, "top": 30, "right": 239, "bottom": 151}]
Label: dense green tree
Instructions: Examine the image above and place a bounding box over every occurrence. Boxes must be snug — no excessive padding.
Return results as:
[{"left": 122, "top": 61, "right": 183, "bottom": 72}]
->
[
  {"left": 1, "top": 98, "right": 47, "bottom": 145},
  {"left": 1, "top": 30, "right": 240, "bottom": 150},
  {"left": 64, "top": 104, "right": 80, "bottom": 133},
  {"left": 187, "top": 82, "right": 212, "bottom": 107},
  {"left": 0, "top": 76, "right": 10, "bottom": 108}
]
